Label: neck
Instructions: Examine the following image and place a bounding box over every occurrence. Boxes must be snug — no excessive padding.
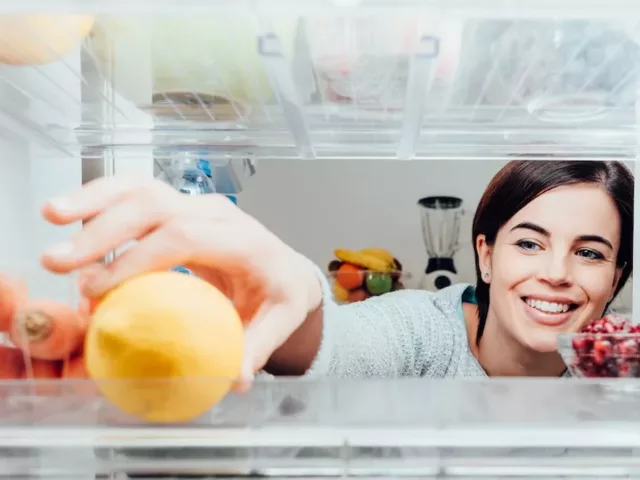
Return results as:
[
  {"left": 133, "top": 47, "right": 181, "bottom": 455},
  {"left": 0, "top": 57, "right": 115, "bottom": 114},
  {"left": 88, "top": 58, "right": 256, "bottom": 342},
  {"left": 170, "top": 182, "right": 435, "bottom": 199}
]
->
[{"left": 464, "top": 304, "right": 566, "bottom": 377}]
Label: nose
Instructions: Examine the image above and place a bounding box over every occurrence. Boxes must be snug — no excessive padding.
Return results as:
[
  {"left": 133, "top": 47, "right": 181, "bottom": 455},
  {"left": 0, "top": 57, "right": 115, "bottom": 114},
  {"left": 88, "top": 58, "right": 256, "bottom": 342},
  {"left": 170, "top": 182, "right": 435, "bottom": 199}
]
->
[{"left": 538, "top": 252, "right": 572, "bottom": 286}]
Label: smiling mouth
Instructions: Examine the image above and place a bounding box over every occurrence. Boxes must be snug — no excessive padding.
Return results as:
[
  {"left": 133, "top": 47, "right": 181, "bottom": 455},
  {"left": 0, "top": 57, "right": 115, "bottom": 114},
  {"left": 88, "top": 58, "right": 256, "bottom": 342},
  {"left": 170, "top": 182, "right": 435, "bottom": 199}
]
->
[{"left": 521, "top": 297, "right": 579, "bottom": 314}]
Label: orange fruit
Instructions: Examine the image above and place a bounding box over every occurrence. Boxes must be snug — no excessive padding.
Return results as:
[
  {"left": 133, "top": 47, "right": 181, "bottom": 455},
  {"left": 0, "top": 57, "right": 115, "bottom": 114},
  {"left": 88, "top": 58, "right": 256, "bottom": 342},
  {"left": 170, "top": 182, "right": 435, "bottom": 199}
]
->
[
  {"left": 0, "top": 15, "right": 95, "bottom": 65},
  {"left": 85, "top": 271, "right": 244, "bottom": 423},
  {"left": 335, "top": 263, "right": 365, "bottom": 290}
]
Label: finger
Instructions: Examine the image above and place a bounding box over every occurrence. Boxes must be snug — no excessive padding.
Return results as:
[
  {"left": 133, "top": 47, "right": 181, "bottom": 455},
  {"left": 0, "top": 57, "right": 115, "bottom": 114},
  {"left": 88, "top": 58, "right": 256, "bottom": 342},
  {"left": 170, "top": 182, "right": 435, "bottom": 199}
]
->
[
  {"left": 79, "top": 228, "right": 190, "bottom": 298},
  {"left": 42, "top": 175, "right": 162, "bottom": 226},
  {"left": 41, "top": 199, "right": 165, "bottom": 274},
  {"left": 241, "top": 301, "right": 305, "bottom": 375},
  {"left": 230, "top": 302, "right": 303, "bottom": 394},
  {"left": 230, "top": 357, "right": 255, "bottom": 395},
  {"left": 77, "top": 265, "right": 104, "bottom": 292},
  {"left": 77, "top": 265, "right": 105, "bottom": 316}
]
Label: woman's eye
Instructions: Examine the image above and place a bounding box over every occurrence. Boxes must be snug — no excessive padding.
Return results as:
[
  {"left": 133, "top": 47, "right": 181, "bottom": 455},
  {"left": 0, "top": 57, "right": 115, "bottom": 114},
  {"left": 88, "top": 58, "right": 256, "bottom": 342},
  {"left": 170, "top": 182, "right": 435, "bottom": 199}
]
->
[
  {"left": 576, "top": 249, "right": 604, "bottom": 261},
  {"left": 516, "top": 240, "right": 541, "bottom": 251}
]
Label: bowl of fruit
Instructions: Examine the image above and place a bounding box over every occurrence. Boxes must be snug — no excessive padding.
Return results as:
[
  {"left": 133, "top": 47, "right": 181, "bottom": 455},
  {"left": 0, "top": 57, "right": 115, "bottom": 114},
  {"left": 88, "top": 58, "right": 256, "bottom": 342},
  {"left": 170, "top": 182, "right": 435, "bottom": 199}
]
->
[
  {"left": 327, "top": 248, "right": 409, "bottom": 304},
  {"left": 558, "top": 314, "right": 640, "bottom": 378}
]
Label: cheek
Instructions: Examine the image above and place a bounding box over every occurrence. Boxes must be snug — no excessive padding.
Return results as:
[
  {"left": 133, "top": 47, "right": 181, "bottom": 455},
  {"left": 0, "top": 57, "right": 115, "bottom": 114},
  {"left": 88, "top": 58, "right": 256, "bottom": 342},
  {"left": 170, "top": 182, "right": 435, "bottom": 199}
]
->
[
  {"left": 575, "top": 264, "right": 616, "bottom": 306},
  {"left": 491, "top": 246, "right": 538, "bottom": 287},
  {"left": 487, "top": 247, "right": 534, "bottom": 317}
]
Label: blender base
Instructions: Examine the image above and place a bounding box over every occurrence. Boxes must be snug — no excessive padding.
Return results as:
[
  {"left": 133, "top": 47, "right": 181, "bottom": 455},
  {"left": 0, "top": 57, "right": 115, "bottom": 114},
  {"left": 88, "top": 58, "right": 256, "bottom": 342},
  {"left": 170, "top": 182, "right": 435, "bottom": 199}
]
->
[{"left": 420, "top": 257, "right": 458, "bottom": 291}]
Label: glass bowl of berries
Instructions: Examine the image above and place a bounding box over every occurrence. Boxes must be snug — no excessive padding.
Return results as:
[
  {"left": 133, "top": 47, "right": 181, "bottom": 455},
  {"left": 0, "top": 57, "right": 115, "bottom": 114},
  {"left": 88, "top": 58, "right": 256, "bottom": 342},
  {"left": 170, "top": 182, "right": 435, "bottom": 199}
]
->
[{"left": 558, "top": 314, "right": 640, "bottom": 378}]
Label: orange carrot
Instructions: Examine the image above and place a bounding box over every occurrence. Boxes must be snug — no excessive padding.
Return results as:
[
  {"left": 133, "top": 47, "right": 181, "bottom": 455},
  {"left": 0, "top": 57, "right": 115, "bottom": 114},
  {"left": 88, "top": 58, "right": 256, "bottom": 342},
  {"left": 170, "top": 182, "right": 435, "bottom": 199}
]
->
[
  {"left": 0, "top": 275, "right": 27, "bottom": 332},
  {"left": 62, "top": 354, "right": 88, "bottom": 379},
  {"left": 0, "top": 345, "right": 62, "bottom": 398},
  {"left": 0, "top": 345, "right": 27, "bottom": 379},
  {"left": 10, "top": 299, "right": 87, "bottom": 361},
  {"left": 27, "top": 358, "right": 63, "bottom": 396},
  {"left": 30, "top": 359, "right": 62, "bottom": 380}
]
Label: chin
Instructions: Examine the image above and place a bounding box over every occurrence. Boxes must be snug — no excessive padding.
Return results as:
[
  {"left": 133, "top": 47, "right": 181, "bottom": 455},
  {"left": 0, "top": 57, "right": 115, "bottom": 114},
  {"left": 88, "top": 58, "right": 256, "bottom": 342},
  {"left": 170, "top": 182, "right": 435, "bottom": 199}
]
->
[{"left": 518, "top": 327, "right": 563, "bottom": 353}]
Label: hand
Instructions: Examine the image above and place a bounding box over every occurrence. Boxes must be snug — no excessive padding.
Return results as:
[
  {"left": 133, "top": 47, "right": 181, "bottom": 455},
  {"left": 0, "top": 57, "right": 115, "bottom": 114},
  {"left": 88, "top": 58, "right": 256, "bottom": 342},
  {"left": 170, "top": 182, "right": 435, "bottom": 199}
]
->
[{"left": 40, "top": 176, "right": 323, "bottom": 389}]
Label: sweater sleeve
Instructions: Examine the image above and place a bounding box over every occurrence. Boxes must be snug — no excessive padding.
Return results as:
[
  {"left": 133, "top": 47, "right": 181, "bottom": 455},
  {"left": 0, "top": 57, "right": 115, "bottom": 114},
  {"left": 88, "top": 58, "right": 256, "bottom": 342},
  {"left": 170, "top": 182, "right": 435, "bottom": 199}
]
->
[{"left": 306, "top": 265, "right": 461, "bottom": 378}]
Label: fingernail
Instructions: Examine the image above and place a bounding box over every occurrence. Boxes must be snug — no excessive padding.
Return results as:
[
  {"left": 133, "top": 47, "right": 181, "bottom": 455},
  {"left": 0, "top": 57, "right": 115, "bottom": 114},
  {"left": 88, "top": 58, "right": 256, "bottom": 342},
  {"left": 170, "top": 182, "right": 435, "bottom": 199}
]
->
[
  {"left": 241, "top": 355, "right": 254, "bottom": 379},
  {"left": 44, "top": 241, "right": 74, "bottom": 259},
  {"left": 243, "top": 369, "right": 255, "bottom": 383},
  {"left": 231, "top": 378, "right": 252, "bottom": 395},
  {"left": 48, "top": 196, "right": 72, "bottom": 213}
]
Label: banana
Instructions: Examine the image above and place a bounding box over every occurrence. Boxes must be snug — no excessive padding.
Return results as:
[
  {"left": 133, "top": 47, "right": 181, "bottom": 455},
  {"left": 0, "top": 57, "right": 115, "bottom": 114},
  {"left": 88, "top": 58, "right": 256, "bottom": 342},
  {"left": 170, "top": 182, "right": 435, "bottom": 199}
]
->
[
  {"left": 332, "top": 282, "right": 349, "bottom": 303},
  {"left": 360, "top": 248, "right": 395, "bottom": 266},
  {"left": 334, "top": 248, "right": 392, "bottom": 272}
]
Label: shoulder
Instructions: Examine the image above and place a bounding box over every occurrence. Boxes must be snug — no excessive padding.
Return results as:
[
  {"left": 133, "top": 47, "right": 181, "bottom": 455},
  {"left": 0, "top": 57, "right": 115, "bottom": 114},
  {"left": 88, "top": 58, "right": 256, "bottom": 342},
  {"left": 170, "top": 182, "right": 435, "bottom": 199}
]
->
[{"left": 348, "top": 284, "right": 473, "bottom": 374}]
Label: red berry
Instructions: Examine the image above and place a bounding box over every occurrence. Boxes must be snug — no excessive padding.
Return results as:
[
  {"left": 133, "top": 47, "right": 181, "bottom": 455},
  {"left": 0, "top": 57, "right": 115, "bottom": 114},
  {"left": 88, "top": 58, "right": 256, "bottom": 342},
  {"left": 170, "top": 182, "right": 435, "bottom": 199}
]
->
[
  {"left": 616, "top": 339, "right": 639, "bottom": 357},
  {"left": 593, "top": 339, "right": 612, "bottom": 365},
  {"left": 619, "top": 362, "right": 631, "bottom": 375},
  {"left": 572, "top": 336, "right": 591, "bottom": 352},
  {"left": 580, "top": 315, "right": 633, "bottom": 334}
]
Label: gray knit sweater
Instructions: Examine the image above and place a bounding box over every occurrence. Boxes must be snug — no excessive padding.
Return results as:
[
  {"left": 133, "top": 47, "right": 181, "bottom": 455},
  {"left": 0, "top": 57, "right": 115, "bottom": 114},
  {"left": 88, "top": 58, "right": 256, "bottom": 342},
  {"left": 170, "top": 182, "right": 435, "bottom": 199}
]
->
[{"left": 306, "top": 268, "right": 571, "bottom": 378}]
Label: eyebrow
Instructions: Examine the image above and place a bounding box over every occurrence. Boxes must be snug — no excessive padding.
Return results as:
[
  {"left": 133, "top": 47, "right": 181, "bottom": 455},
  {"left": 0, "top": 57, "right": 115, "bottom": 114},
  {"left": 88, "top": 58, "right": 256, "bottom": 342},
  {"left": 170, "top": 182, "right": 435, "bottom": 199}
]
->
[{"left": 510, "top": 222, "right": 613, "bottom": 250}]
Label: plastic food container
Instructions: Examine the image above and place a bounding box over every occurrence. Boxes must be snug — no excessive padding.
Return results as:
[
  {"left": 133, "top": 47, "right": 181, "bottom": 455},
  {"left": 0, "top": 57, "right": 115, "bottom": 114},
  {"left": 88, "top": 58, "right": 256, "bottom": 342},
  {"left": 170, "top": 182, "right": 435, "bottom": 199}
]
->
[
  {"left": 327, "top": 269, "right": 409, "bottom": 304},
  {"left": 476, "top": 20, "right": 640, "bottom": 122},
  {"left": 558, "top": 333, "right": 640, "bottom": 378},
  {"left": 306, "top": 15, "right": 463, "bottom": 110}
]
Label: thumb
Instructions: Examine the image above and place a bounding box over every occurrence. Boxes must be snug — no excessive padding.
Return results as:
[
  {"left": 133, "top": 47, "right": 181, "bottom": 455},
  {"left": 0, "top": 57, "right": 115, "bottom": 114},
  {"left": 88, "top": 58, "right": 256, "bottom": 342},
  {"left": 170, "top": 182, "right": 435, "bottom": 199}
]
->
[
  {"left": 230, "top": 354, "right": 255, "bottom": 395},
  {"left": 230, "top": 300, "right": 305, "bottom": 394}
]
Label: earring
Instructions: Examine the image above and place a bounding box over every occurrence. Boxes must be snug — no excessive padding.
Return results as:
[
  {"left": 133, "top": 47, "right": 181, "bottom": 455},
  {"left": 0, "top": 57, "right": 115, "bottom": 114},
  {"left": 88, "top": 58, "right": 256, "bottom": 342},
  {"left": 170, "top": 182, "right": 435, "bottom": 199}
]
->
[{"left": 483, "top": 272, "right": 490, "bottom": 281}]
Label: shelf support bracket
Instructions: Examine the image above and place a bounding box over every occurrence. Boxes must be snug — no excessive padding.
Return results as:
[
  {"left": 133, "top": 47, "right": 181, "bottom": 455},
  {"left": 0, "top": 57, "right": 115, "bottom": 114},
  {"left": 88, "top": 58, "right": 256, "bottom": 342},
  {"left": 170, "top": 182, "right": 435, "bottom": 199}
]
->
[
  {"left": 259, "top": 33, "right": 315, "bottom": 160},
  {"left": 397, "top": 35, "right": 440, "bottom": 160}
]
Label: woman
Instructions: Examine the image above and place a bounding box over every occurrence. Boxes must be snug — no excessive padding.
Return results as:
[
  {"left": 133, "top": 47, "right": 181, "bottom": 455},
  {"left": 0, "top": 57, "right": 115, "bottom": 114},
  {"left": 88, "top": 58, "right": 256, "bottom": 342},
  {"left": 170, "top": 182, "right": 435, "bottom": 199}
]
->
[{"left": 40, "top": 160, "right": 634, "bottom": 386}]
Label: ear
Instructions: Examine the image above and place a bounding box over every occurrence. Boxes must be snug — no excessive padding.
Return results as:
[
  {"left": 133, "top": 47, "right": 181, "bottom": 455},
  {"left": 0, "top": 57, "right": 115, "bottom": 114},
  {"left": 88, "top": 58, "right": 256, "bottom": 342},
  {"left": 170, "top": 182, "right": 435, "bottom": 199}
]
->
[{"left": 476, "top": 234, "right": 492, "bottom": 283}]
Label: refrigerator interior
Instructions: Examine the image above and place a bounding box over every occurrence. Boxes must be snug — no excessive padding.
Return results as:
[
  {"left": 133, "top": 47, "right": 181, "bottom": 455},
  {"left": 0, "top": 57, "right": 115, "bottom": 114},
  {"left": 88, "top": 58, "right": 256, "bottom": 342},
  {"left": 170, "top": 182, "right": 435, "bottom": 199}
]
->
[{"left": 1, "top": 0, "right": 640, "bottom": 477}]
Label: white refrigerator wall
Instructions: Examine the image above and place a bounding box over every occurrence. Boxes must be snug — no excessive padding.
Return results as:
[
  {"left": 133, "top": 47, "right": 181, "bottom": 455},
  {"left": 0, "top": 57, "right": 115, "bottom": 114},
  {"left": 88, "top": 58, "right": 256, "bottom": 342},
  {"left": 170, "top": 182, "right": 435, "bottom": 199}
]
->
[
  {"left": 0, "top": 51, "right": 83, "bottom": 305},
  {"left": 238, "top": 159, "right": 634, "bottom": 313}
]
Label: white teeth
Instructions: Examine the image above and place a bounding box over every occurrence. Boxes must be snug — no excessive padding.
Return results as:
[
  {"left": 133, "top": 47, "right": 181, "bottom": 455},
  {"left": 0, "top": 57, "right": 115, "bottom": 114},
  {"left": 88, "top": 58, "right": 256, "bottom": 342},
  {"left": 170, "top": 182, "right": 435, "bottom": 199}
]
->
[{"left": 526, "top": 298, "right": 570, "bottom": 314}]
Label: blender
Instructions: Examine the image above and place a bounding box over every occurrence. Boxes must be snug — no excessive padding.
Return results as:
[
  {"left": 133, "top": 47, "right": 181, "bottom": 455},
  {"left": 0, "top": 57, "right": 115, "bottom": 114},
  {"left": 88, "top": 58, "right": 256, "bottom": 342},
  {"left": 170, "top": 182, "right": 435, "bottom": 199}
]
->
[{"left": 417, "top": 196, "right": 463, "bottom": 291}]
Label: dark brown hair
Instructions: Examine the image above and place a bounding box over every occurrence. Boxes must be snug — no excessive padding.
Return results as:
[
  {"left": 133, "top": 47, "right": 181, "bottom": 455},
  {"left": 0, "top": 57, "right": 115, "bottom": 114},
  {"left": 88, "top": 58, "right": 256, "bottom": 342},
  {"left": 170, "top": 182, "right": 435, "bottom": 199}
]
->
[{"left": 473, "top": 160, "right": 634, "bottom": 344}]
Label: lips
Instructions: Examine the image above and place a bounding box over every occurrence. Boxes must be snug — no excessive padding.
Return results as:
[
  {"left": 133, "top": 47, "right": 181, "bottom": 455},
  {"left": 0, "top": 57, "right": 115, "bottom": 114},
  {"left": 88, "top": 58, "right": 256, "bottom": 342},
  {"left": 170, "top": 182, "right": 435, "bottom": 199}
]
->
[
  {"left": 521, "top": 296, "right": 579, "bottom": 327},
  {"left": 525, "top": 298, "right": 572, "bottom": 314}
]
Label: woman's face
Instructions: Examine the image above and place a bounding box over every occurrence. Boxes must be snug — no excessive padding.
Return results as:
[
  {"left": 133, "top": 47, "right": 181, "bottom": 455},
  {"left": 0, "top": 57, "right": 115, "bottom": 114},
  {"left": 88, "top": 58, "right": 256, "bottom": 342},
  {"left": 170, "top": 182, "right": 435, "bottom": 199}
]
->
[{"left": 477, "top": 183, "right": 623, "bottom": 353}]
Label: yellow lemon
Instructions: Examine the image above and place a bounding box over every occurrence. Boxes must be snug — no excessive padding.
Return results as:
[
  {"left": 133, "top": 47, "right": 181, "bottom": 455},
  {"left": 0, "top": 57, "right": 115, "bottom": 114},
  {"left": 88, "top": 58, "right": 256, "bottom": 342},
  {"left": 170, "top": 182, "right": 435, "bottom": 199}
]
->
[{"left": 86, "top": 271, "right": 243, "bottom": 423}]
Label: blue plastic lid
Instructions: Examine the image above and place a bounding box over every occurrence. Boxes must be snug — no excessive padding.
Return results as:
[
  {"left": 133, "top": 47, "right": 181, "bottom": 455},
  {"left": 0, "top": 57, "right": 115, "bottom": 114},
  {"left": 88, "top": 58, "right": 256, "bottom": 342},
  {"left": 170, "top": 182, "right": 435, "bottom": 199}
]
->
[
  {"left": 197, "top": 158, "right": 212, "bottom": 177},
  {"left": 171, "top": 266, "right": 193, "bottom": 275}
]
